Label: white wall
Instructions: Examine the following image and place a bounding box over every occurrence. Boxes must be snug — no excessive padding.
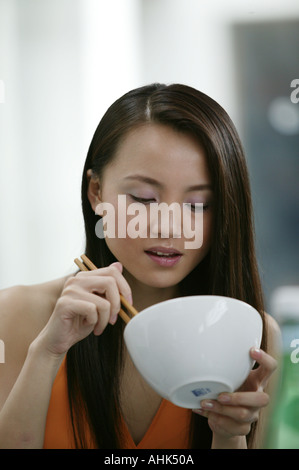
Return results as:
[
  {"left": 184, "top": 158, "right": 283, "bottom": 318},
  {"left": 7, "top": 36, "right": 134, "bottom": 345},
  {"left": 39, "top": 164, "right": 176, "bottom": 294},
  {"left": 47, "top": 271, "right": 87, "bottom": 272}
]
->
[
  {"left": 0, "top": 0, "right": 298, "bottom": 288},
  {"left": 0, "top": 0, "right": 141, "bottom": 288}
]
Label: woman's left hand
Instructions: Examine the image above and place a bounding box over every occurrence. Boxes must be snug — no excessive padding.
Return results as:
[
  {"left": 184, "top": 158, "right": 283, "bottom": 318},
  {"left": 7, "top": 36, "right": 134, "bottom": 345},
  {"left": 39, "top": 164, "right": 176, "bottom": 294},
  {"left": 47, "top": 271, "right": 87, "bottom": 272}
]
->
[{"left": 193, "top": 347, "right": 277, "bottom": 446}]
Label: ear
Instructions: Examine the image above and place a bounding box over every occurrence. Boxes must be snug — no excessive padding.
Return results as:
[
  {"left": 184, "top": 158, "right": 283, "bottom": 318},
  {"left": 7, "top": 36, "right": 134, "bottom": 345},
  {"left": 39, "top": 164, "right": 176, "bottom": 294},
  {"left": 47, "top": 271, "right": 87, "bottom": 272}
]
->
[{"left": 86, "top": 169, "right": 103, "bottom": 213}]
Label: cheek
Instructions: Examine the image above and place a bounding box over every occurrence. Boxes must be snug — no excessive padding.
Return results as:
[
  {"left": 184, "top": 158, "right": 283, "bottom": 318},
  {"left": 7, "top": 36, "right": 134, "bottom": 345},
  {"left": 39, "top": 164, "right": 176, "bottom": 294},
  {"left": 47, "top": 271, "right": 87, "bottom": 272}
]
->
[
  {"left": 104, "top": 235, "right": 135, "bottom": 265},
  {"left": 116, "top": 204, "right": 150, "bottom": 239},
  {"left": 103, "top": 206, "right": 147, "bottom": 257},
  {"left": 188, "top": 215, "right": 213, "bottom": 266}
]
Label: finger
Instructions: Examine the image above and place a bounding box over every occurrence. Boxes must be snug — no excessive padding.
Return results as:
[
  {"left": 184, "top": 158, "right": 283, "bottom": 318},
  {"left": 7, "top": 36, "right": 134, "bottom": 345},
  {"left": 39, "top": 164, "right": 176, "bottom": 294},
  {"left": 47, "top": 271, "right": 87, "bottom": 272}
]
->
[
  {"left": 91, "top": 296, "right": 111, "bottom": 335},
  {"left": 66, "top": 273, "right": 125, "bottom": 324},
  {"left": 216, "top": 391, "right": 269, "bottom": 408},
  {"left": 193, "top": 408, "right": 253, "bottom": 437},
  {"left": 250, "top": 348, "right": 278, "bottom": 389},
  {"left": 207, "top": 412, "right": 253, "bottom": 438},
  {"left": 108, "top": 264, "right": 133, "bottom": 305},
  {"left": 64, "top": 291, "right": 112, "bottom": 335},
  {"left": 58, "top": 297, "right": 102, "bottom": 337},
  {"left": 90, "top": 276, "right": 122, "bottom": 324},
  {"left": 58, "top": 296, "right": 98, "bottom": 324},
  {"left": 75, "top": 264, "right": 133, "bottom": 305},
  {"left": 199, "top": 396, "right": 265, "bottom": 422},
  {"left": 110, "top": 262, "right": 123, "bottom": 272}
]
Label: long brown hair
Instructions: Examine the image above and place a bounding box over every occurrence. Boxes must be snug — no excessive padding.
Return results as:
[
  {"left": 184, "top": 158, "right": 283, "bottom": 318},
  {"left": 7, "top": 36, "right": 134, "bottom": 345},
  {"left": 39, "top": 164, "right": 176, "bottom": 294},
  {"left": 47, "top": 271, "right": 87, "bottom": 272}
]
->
[{"left": 66, "top": 83, "right": 266, "bottom": 448}]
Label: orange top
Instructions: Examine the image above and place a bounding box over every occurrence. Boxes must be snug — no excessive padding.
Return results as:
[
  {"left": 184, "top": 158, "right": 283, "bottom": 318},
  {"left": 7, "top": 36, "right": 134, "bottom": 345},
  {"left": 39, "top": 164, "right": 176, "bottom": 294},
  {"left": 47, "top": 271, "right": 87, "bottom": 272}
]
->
[{"left": 43, "top": 357, "right": 192, "bottom": 449}]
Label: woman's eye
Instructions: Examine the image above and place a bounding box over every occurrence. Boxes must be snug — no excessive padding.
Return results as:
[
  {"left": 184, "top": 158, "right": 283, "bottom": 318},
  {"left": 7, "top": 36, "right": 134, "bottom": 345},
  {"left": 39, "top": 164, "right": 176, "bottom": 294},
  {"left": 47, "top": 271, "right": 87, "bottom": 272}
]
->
[
  {"left": 130, "top": 195, "right": 156, "bottom": 204},
  {"left": 187, "top": 203, "right": 210, "bottom": 212}
]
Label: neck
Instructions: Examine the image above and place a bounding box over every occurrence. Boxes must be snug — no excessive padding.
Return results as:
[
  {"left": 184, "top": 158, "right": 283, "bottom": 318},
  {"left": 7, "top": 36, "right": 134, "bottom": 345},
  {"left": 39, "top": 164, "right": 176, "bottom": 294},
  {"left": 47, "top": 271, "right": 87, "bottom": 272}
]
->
[{"left": 123, "top": 269, "right": 180, "bottom": 312}]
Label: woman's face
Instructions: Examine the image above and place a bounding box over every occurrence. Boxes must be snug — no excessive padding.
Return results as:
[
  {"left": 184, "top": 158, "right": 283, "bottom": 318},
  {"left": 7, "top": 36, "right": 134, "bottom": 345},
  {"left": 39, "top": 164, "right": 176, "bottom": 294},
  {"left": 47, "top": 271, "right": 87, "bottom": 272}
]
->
[{"left": 88, "top": 123, "right": 214, "bottom": 290}]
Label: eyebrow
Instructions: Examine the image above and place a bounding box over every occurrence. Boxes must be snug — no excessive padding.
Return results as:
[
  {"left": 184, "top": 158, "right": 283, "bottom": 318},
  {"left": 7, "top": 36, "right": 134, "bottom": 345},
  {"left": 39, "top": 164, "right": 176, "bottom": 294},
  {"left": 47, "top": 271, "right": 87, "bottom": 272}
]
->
[{"left": 123, "top": 174, "right": 213, "bottom": 192}]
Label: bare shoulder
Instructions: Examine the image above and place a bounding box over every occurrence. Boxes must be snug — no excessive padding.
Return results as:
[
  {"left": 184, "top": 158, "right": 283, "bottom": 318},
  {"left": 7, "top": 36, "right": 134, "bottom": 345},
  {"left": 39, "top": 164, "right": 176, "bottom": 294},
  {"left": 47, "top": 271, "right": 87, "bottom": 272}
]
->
[
  {"left": 0, "top": 276, "right": 70, "bottom": 372},
  {"left": 264, "top": 312, "right": 281, "bottom": 359},
  {"left": 253, "top": 313, "right": 282, "bottom": 448},
  {"left": 0, "top": 276, "right": 69, "bottom": 344},
  {"left": 0, "top": 276, "right": 71, "bottom": 408}
]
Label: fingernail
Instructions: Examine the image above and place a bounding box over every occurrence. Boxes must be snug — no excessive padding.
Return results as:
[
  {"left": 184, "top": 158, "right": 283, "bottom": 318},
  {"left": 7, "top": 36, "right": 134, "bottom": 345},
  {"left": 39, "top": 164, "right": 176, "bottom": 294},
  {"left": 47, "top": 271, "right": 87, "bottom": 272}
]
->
[
  {"left": 200, "top": 400, "right": 214, "bottom": 409},
  {"left": 110, "top": 314, "right": 118, "bottom": 325},
  {"left": 218, "top": 393, "right": 231, "bottom": 404},
  {"left": 192, "top": 408, "right": 205, "bottom": 415},
  {"left": 251, "top": 347, "right": 262, "bottom": 357},
  {"left": 128, "top": 293, "right": 133, "bottom": 305}
]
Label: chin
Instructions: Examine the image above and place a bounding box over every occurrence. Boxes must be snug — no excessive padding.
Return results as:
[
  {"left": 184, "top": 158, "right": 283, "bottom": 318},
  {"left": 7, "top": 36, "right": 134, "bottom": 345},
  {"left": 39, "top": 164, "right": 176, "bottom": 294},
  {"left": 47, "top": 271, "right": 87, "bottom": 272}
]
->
[
  {"left": 145, "top": 279, "right": 177, "bottom": 289},
  {"left": 131, "top": 270, "right": 185, "bottom": 290}
]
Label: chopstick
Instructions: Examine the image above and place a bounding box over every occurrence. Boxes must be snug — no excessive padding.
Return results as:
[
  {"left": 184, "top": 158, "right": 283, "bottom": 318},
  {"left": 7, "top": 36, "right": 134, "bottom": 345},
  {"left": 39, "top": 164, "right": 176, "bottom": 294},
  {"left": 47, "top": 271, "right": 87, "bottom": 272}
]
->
[{"left": 74, "top": 254, "right": 138, "bottom": 324}]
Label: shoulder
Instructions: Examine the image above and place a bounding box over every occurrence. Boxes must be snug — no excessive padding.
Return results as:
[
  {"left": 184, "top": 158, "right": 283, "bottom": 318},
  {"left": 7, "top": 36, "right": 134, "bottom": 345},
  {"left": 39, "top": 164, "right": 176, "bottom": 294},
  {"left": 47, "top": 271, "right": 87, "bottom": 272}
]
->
[
  {"left": 0, "top": 276, "right": 70, "bottom": 407},
  {"left": 0, "top": 276, "right": 69, "bottom": 361},
  {"left": 264, "top": 312, "right": 281, "bottom": 359}
]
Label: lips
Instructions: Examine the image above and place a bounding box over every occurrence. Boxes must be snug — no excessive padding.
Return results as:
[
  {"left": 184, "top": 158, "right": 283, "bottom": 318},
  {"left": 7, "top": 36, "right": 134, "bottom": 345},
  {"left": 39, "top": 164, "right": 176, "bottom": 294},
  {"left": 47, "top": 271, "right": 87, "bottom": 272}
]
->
[
  {"left": 145, "top": 246, "right": 182, "bottom": 256},
  {"left": 145, "top": 246, "right": 183, "bottom": 267}
]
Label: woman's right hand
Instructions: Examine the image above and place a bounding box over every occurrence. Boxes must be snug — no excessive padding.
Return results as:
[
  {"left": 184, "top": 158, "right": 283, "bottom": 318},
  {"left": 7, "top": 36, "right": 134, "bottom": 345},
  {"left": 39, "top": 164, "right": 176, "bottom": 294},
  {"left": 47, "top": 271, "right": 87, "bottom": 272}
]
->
[{"left": 33, "top": 262, "right": 132, "bottom": 358}]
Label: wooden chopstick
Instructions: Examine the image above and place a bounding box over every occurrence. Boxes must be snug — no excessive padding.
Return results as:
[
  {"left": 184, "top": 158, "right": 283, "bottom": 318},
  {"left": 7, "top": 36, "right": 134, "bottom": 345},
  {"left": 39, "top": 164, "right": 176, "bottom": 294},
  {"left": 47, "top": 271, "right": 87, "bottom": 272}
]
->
[
  {"left": 74, "top": 256, "right": 130, "bottom": 324},
  {"left": 80, "top": 255, "right": 138, "bottom": 317},
  {"left": 74, "top": 255, "right": 138, "bottom": 324}
]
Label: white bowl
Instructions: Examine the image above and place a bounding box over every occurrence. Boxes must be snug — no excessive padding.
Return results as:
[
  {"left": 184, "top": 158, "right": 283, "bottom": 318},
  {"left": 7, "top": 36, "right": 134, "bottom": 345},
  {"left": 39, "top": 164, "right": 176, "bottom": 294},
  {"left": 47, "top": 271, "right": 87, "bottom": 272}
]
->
[{"left": 124, "top": 295, "right": 263, "bottom": 409}]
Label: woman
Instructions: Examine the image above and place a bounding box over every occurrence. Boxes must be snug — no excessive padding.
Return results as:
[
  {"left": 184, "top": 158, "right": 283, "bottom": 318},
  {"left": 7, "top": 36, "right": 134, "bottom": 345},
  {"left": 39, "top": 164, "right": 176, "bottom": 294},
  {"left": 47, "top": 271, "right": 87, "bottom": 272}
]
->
[{"left": 0, "top": 83, "right": 279, "bottom": 449}]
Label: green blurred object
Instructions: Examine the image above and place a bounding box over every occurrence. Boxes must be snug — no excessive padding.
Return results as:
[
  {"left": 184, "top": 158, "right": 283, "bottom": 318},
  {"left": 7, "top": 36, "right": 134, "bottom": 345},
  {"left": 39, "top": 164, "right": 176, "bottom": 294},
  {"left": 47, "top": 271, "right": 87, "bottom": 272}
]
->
[{"left": 265, "top": 287, "right": 299, "bottom": 449}]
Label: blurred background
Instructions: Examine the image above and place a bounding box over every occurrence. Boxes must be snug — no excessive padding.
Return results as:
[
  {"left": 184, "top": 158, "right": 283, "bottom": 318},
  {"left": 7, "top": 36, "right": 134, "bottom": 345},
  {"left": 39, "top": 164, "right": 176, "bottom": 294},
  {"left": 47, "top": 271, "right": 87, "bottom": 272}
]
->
[{"left": 0, "top": 0, "right": 298, "bottom": 310}]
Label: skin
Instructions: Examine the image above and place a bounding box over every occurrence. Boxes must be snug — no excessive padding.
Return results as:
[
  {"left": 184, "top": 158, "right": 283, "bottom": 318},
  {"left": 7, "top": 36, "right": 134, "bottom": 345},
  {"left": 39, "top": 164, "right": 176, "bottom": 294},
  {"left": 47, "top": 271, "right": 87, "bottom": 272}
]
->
[
  {"left": 88, "top": 123, "right": 279, "bottom": 448},
  {"left": 88, "top": 123, "right": 214, "bottom": 311},
  {"left": 0, "top": 123, "right": 279, "bottom": 449},
  {"left": 194, "top": 347, "right": 278, "bottom": 448}
]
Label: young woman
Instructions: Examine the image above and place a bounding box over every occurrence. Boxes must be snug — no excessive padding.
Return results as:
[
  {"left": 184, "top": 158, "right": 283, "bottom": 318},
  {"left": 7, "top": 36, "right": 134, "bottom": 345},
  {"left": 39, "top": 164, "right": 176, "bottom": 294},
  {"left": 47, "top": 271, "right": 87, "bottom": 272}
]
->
[{"left": 0, "top": 83, "right": 279, "bottom": 449}]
